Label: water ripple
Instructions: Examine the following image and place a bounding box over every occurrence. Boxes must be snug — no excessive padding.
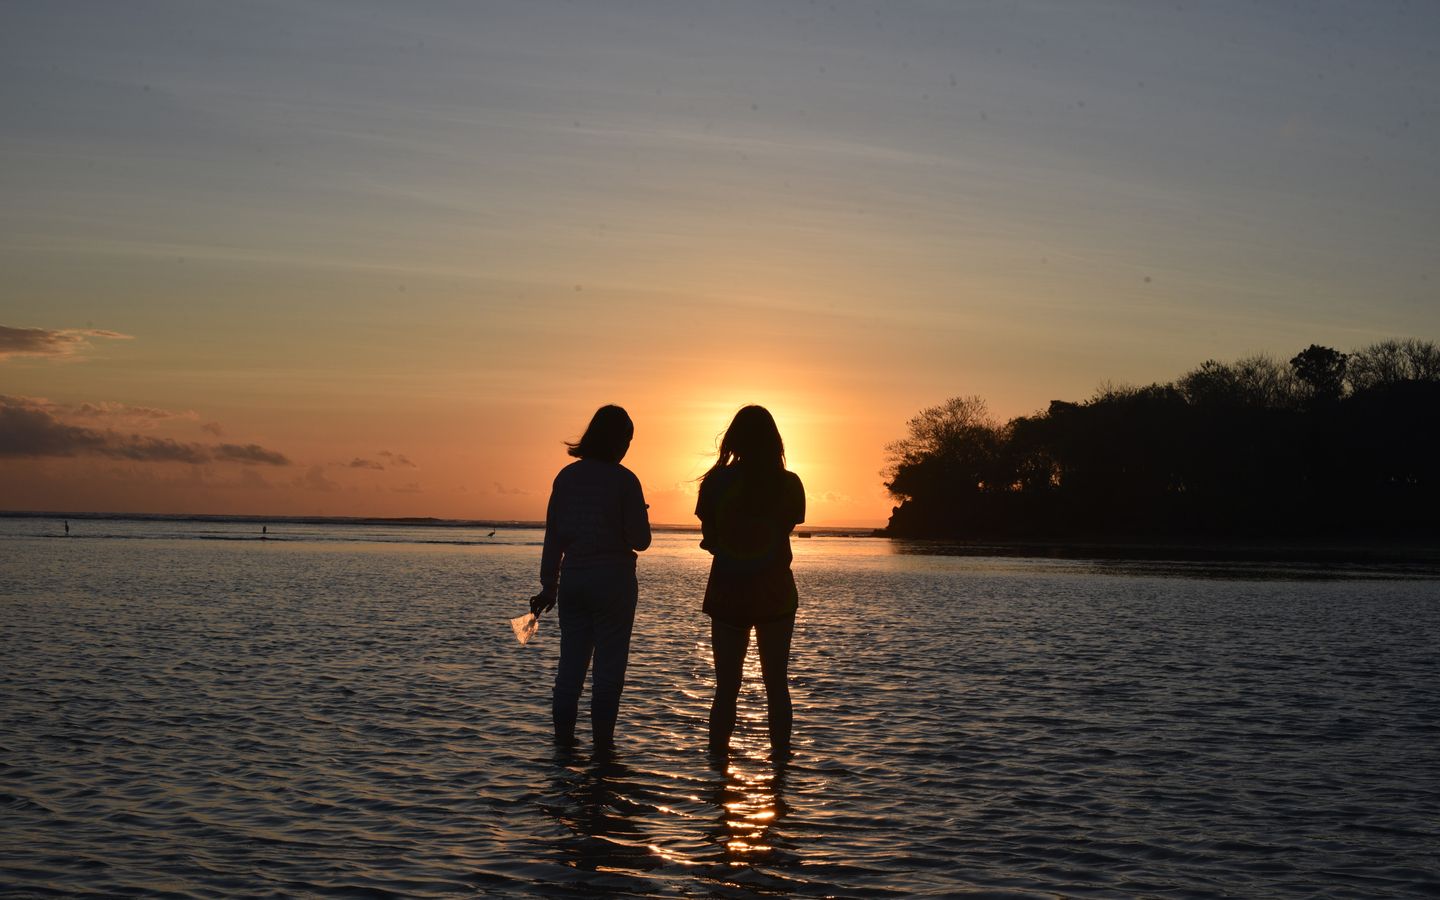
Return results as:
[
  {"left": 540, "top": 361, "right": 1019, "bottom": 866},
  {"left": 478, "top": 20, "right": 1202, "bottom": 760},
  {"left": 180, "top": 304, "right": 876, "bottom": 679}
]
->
[{"left": 2, "top": 532, "right": 1438, "bottom": 896}]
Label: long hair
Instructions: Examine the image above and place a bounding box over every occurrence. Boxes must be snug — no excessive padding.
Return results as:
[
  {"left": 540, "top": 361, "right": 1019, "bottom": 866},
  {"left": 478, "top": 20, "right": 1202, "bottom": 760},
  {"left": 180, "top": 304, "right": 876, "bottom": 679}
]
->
[
  {"left": 566, "top": 405, "right": 633, "bottom": 464},
  {"left": 705, "top": 405, "right": 785, "bottom": 480}
]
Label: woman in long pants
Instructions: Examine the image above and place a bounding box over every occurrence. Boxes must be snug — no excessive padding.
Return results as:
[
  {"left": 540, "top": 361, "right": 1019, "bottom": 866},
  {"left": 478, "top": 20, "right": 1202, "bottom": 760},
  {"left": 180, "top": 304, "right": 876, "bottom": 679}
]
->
[{"left": 531, "top": 405, "right": 651, "bottom": 752}]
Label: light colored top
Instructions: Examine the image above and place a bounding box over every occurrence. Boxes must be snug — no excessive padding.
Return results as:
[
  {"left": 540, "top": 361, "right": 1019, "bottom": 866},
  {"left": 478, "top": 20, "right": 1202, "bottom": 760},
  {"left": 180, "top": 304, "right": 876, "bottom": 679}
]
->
[{"left": 540, "top": 458, "right": 651, "bottom": 590}]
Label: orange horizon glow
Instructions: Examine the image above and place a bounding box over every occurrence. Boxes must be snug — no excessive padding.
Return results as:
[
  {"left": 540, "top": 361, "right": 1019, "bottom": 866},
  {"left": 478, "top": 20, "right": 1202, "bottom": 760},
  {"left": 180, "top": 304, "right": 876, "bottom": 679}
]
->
[{"left": 0, "top": 365, "right": 907, "bottom": 527}]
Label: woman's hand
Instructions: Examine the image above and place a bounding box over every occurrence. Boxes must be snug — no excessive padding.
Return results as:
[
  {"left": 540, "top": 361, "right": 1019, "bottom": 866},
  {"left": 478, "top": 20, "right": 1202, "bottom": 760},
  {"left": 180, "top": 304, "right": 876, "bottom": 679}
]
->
[{"left": 530, "top": 587, "right": 557, "bottom": 616}]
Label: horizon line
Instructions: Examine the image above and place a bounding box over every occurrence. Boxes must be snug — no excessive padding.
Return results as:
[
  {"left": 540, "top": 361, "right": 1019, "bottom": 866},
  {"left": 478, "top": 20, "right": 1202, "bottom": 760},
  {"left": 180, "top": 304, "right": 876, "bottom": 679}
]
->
[{"left": 0, "top": 509, "right": 884, "bottom": 534}]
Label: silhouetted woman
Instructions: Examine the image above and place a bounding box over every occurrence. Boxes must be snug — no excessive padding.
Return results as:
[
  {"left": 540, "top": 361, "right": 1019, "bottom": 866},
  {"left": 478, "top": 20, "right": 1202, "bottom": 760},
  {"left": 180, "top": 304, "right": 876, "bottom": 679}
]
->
[
  {"left": 696, "top": 405, "right": 805, "bottom": 760},
  {"left": 532, "top": 405, "right": 651, "bottom": 752}
]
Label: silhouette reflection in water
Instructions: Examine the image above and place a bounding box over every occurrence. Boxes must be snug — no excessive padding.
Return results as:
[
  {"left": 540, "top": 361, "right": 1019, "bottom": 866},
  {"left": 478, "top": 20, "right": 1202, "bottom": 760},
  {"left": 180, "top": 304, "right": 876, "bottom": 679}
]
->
[
  {"left": 542, "top": 754, "right": 661, "bottom": 879},
  {"left": 540, "top": 748, "right": 797, "bottom": 889}
]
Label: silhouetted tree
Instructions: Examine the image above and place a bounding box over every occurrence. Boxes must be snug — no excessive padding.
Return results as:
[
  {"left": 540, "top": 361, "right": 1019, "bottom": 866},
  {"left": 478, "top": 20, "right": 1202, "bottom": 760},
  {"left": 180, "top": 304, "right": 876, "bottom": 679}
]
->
[
  {"left": 884, "top": 396, "right": 1006, "bottom": 536},
  {"left": 1290, "top": 344, "right": 1348, "bottom": 404},
  {"left": 1347, "top": 338, "right": 1440, "bottom": 391},
  {"left": 1002, "top": 414, "right": 1060, "bottom": 493},
  {"left": 882, "top": 339, "right": 1438, "bottom": 541},
  {"left": 883, "top": 395, "right": 996, "bottom": 480}
]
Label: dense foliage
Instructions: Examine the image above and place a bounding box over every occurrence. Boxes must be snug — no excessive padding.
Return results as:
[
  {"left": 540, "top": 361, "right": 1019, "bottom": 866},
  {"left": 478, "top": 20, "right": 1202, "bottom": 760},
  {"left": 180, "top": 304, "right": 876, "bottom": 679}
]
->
[{"left": 883, "top": 339, "right": 1440, "bottom": 540}]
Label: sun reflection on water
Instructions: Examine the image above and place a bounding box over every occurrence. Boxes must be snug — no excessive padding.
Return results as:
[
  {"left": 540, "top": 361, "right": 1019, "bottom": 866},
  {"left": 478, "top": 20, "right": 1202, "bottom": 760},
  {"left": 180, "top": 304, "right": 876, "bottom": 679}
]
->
[{"left": 716, "top": 760, "right": 788, "bottom": 859}]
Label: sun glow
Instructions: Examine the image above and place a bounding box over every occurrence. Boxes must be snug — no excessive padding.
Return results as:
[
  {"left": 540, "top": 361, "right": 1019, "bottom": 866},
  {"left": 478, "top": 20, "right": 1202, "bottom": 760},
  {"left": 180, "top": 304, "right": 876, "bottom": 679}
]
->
[{"left": 634, "top": 367, "right": 870, "bottom": 526}]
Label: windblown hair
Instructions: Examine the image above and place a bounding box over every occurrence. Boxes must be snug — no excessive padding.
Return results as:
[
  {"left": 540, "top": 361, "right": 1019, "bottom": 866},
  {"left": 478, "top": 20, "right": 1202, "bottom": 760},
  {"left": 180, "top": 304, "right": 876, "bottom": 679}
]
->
[
  {"left": 705, "top": 405, "right": 786, "bottom": 479},
  {"left": 566, "top": 405, "right": 634, "bottom": 464}
]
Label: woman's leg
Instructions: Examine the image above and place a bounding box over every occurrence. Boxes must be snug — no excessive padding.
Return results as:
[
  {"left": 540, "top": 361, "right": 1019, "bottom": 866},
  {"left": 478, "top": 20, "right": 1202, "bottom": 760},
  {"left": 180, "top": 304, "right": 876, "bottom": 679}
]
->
[
  {"left": 708, "top": 619, "right": 749, "bottom": 753},
  {"left": 755, "top": 614, "right": 795, "bottom": 756},
  {"left": 587, "top": 569, "right": 638, "bottom": 751},
  {"left": 552, "top": 585, "right": 594, "bottom": 747}
]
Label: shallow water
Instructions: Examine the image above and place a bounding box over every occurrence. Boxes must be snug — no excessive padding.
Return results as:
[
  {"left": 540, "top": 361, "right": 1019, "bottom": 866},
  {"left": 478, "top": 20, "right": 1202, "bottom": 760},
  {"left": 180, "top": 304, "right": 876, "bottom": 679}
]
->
[{"left": 2, "top": 519, "right": 1438, "bottom": 897}]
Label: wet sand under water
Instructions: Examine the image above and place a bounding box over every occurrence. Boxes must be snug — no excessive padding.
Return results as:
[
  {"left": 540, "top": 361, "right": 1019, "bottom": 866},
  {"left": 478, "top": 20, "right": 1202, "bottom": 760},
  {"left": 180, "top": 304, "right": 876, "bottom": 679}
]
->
[{"left": 2, "top": 523, "right": 1438, "bottom": 896}]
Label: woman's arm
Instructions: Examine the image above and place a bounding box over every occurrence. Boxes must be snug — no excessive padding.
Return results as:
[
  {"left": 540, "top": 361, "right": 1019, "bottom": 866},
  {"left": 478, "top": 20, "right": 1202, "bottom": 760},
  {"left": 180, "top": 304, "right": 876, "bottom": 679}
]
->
[
  {"left": 623, "top": 471, "right": 652, "bottom": 551},
  {"left": 695, "top": 478, "right": 716, "bottom": 554},
  {"left": 785, "top": 472, "right": 806, "bottom": 531},
  {"left": 537, "top": 478, "right": 563, "bottom": 603}
]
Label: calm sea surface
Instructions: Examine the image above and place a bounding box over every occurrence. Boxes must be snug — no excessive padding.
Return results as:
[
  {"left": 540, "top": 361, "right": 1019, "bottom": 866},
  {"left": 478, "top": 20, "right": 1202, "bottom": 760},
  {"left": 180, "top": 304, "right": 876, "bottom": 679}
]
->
[{"left": 2, "top": 518, "right": 1438, "bottom": 897}]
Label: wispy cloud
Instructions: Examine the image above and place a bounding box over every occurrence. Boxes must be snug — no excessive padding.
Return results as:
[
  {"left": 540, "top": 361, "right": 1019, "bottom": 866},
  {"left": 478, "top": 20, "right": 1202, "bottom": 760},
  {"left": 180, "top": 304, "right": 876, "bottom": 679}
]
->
[
  {"left": 69, "top": 400, "right": 198, "bottom": 429},
  {"left": 17, "top": 396, "right": 198, "bottom": 428},
  {"left": 0, "top": 325, "right": 132, "bottom": 361},
  {"left": 0, "top": 395, "right": 290, "bottom": 465},
  {"left": 297, "top": 465, "right": 338, "bottom": 492},
  {"left": 216, "top": 443, "right": 289, "bottom": 465},
  {"left": 378, "top": 450, "right": 416, "bottom": 467},
  {"left": 348, "top": 457, "right": 386, "bottom": 470},
  {"left": 234, "top": 468, "right": 274, "bottom": 490}
]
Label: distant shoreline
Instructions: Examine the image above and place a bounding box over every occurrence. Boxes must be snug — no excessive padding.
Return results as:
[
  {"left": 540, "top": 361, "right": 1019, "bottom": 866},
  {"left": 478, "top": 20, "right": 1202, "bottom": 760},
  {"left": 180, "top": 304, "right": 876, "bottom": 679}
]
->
[
  {"left": 882, "top": 535, "right": 1440, "bottom": 568},
  {"left": 0, "top": 509, "right": 550, "bottom": 530},
  {"left": 0, "top": 510, "right": 881, "bottom": 538},
  {"left": 0, "top": 509, "right": 544, "bottom": 529},
  {"left": 7, "top": 511, "right": 1433, "bottom": 565}
]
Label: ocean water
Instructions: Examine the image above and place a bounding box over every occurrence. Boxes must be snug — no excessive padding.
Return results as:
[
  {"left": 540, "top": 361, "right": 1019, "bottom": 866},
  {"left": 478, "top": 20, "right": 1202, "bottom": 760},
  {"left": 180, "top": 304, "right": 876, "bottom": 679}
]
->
[{"left": 2, "top": 518, "right": 1438, "bottom": 897}]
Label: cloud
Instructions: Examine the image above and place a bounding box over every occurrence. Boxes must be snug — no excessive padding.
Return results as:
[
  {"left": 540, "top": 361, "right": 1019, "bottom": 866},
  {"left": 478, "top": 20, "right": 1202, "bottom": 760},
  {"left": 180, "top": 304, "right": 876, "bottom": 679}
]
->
[
  {"left": 493, "top": 481, "right": 529, "bottom": 496},
  {"left": 348, "top": 457, "right": 385, "bottom": 470},
  {"left": 653, "top": 481, "right": 700, "bottom": 498},
  {"left": 392, "top": 481, "right": 422, "bottom": 493},
  {"left": 11, "top": 395, "right": 199, "bottom": 430},
  {"left": 298, "top": 465, "right": 338, "bottom": 492},
  {"left": 202, "top": 421, "right": 225, "bottom": 436},
  {"left": 69, "top": 400, "right": 198, "bottom": 429},
  {"left": 72, "top": 401, "right": 190, "bottom": 420},
  {"left": 0, "top": 325, "right": 132, "bottom": 361},
  {"left": 0, "top": 398, "right": 107, "bottom": 457},
  {"left": 0, "top": 395, "right": 290, "bottom": 465},
  {"left": 216, "top": 443, "right": 290, "bottom": 465},
  {"left": 234, "top": 468, "right": 274, "bottom": 490},
  {"left": 93, "top": 434, "right": 214, "bottom": 463},
  {"left": 377, "top": 450, "right": 416, "bottom": 467}
]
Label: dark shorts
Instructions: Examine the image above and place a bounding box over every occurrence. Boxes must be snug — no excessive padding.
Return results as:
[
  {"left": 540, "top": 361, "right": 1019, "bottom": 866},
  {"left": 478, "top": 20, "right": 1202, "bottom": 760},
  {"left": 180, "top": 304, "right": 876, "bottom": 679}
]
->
[{"left": 703, "top": 565, "right": 798, "bottom": 627}]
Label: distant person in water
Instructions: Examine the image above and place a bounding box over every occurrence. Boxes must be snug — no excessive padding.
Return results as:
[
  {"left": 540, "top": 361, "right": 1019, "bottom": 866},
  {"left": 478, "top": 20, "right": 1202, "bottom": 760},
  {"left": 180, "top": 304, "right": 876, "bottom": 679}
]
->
[
  {"left": 532, "top": 404, "right": 651, "bottom": 752},
  {"left": 696, "top": 405, "right": 805, "bottom": 761},
  {"left": 64, "top": 520, "right": 69, "bottom": 536}
]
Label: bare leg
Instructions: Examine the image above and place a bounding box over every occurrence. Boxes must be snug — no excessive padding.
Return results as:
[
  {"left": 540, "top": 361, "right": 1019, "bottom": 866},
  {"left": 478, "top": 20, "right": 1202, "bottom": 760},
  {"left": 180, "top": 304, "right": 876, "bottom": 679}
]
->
[
  {"left": 709, "top": 620, "right": 749, "bottom": 754},
  {"left": 755, "top": 615, "right": 795, "bottom": 757}
]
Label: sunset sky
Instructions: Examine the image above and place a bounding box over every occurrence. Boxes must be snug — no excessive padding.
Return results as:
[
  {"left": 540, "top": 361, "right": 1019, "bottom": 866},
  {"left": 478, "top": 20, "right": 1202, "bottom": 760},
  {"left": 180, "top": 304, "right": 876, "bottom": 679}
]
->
[{"left": 3, "top": 1, "right": 1437, "bottom": 526}]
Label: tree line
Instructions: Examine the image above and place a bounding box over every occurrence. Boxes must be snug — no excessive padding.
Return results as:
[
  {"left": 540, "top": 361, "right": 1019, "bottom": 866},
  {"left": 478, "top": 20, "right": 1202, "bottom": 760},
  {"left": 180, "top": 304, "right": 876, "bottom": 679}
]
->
[{"left": 882, "top": 339, "right": 1440, "bottom": 540}]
